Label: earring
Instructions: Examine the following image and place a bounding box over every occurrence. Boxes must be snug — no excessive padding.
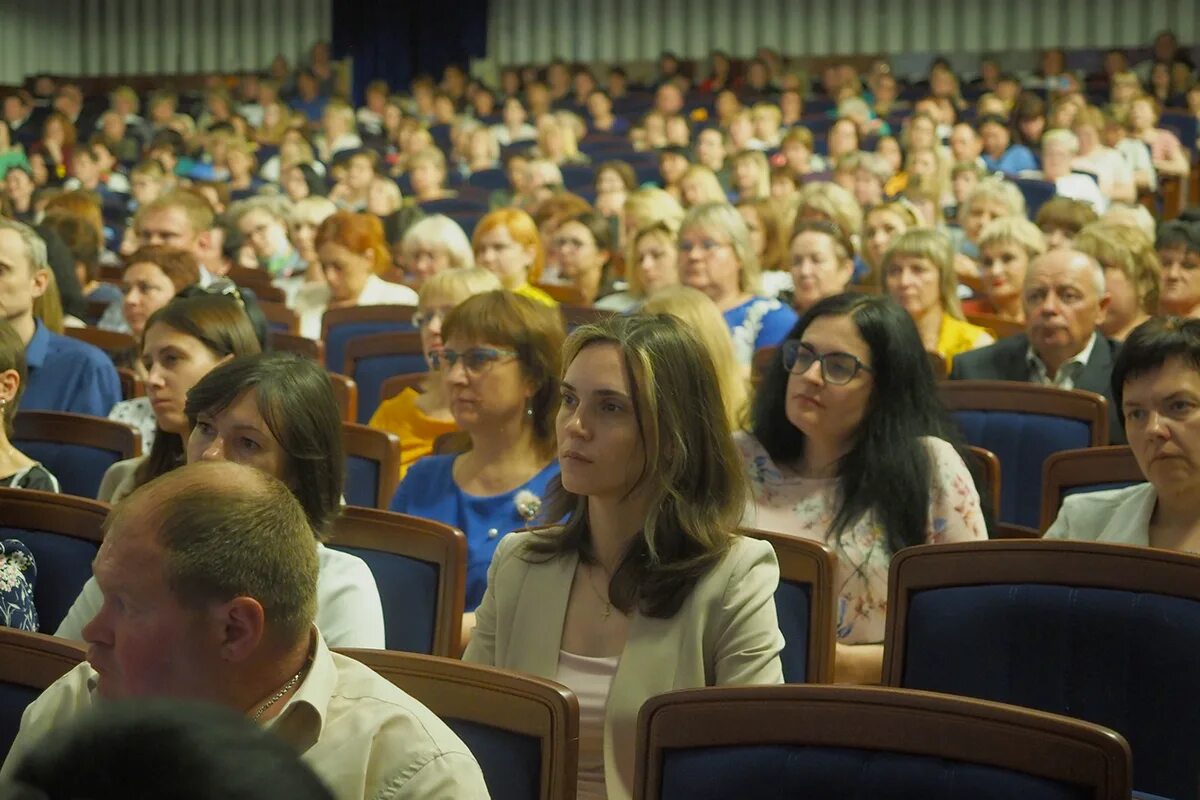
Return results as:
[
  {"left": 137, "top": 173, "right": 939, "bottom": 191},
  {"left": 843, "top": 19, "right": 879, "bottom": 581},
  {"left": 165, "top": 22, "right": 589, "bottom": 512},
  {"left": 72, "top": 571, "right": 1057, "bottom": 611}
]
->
[{"left": 526, "top": 401, "right": 534, "bottom": 418}]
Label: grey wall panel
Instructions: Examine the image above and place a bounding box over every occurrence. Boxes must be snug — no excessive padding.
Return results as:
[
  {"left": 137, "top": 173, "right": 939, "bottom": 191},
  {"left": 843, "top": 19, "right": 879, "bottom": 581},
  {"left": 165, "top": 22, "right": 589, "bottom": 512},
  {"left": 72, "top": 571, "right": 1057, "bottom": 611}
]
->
[
  {"left": 487, "top": 0, "right": 1199, "bottom": 68},
  {"left": 0, "top": 0, "right": 330, "bottom": 84}
]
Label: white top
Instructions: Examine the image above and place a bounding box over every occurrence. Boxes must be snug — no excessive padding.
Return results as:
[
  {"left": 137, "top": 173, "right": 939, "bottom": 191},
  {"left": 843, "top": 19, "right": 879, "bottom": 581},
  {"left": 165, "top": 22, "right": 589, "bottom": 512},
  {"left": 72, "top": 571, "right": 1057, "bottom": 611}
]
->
[
  {"left": 296, "top": 274, "right": 418, "bottom": 340},
  {"left": 1073, "top": 147, "right": 1134, "bottom": 200},
  {"left": 1053, "top": 173, "right": 1109, "bottom": 215},
  {"left": 556, "top": 649, "right": 620, "bottom": 800},
  {"left": 55, "top": 543, "right": 386, "bottom": 649},
  {"left": 0, "top": 630, "right": 489, "bottom": 799}
]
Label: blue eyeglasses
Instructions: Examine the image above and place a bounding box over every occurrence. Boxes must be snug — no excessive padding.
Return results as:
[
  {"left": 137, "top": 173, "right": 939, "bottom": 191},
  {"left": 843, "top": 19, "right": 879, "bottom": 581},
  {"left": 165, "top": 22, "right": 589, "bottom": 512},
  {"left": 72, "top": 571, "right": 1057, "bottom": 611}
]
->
[{"left": 429, "top": 347, "right": 519, "bottom": 375}]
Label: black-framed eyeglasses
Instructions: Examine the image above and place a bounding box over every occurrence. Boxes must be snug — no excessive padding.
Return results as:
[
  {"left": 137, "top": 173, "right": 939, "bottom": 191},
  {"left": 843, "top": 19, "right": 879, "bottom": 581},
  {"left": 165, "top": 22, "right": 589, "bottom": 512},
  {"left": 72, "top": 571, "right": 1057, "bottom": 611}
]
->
[
  {"left": 781, "top": 339, "right": 873, "bottom": 385},
  {"left": 429, "top": 347, "right": 519, "bottom": 375}
]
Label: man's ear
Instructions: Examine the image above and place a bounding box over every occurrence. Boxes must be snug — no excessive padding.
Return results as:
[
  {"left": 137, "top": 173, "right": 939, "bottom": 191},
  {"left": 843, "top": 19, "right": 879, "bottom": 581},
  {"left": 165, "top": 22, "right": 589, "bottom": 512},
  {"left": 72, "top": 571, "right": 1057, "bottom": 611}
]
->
[
  {"left": 212, "top": 596, "right": 266, "bottom": 663},
  {"left": 30, "top": 268, "right": 49, "bottom": 301}
]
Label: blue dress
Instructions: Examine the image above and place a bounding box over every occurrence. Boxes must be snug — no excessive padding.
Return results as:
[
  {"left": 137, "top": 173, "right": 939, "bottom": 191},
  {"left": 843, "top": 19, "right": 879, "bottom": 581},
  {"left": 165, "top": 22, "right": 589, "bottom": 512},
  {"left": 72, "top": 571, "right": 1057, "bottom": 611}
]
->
[
  {"left": 389, "top": 455, "right": 561, "bottom": 611},
  {"left": 723, "top": 296, "right": 799, "bottom": 367},
  {"left": 0, "top": 539, "right": 38, "bottom": 632}
]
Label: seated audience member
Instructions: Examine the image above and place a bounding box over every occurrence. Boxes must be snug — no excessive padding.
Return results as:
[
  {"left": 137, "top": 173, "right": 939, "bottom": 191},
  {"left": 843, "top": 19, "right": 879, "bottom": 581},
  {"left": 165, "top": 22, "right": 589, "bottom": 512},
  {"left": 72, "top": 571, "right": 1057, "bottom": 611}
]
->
[
  {"left": 849, "top": 151, "right": 895, "bottom": 210},
  {"left": 315, "top": 100, "right": 363, "bottom": 162},
  {"left": 862, "top": 201, "right": 922, "bottom": 285},
  {"left": 133, "top": 190, "right": 224, "bottom": 283},
  {"left": 950, "top": 248, "right": 1124, "bottom": 443},
  {"left": 1156, "top": 220, "right": 1200, "bottom": 318},
  {"left": 389, "top": 291, "right": 563, "bottom": 622},
  {"left": 621, "top": 187, "right": 685, "bottom": 252},
  {"left": 328, "top": 148, "right": 377, "bottom": 212},
  {"left": 642, "top": 285, "right": 749, "bottom": 429},
  {"left": 407, "top": 147, "right": 455, "bottom": 204},
  {"left": 1045, "top": 316, "right": 1200, "bottom": 548},
  {"left": 4, "top": 699, "right": 335, "bottom": 800},
  {"left": 63, "top": 351, "right": 386, "bottom": 649},
  {"left": 366, "top": 175, "right": 403, "bottom": 219},
  {"left": 789, "top": 219, "right": 856, "bottom": 316},
  {"left": 282, "top": 162, "right": 328, "bottom": 204},
  {"left": 465, "top": 313, "right": 784, "bottom": 800},
  {"left": 730, "top": 149, "right": 771, "bottom": 204},
  {"left": 1032, "top": 129, "right": 1109, "bottom": 214},
  {"left": 38, "top": 210, "right": 117, "bottom": 310},
  {"left": 966, "top": 216, "right": 1048, "bottom": 321},
  {"left": 957, "top": 177, "right": 1028, "bottom": 276},
  {"left": 882, "top": 229, "right": 994, "bottom": 365},
  {"left": 294, "top": 211, "right": 418, "bottom": 339},
  {"left": 98, "top": 246, "right": 201, "bottom": 336},
  {"left": 0, "top": 219, "right": 119, "bottom": 416},
  {"left": 472, "top": 208, "right": 557, "bottom": 306},
  {"left": 595, "top": 221, "right": 681, "bottom": 313},
  {"left": 99, "top": 293, "right": 261, "bottom": 497},
  {"left": 230, "top": 196, "right": 303, "bottom": 279},
  {"left": 657, "top": 145, "right": 690, "bottom": 202},
  {"left": 4, "top": 461, "right": 485, "bottom": 797},
  {"left": 0, "top": 319, "right": 60, "bottom": 491},
  {"left": 224, "top": 139, "right": 264, "bottom": 202},
  {"left": 288, "top": 195, "right": 337, "bottom": 282},
  {"left": 1075, "top": 222, "right": 1161, "bottom": 342},
  {"left": 1128, "top": 94, "right": 1192, "bottom": 178},
  {"left": 593, "top": 160, "right": 636, "bottom": 222},
  {"left": 370, "top": 268, "right": 501, "bottom": 479},
  {"left": 1035, "top": 195, "right": 1100, "bottom": 250},
  {"left": 978, "top": 113, "right": 1039, "bottom": 175},
  {"left": 398, "top": 214, "right": 474, "bottom": 287},
  {"left": 794, "top": 181, "right": 866, "bottom": 272},
  {"left": 739, "top": 293, "right": 986, "bottom": 684},
  {"left": 737, "top": 199, "right": 792, "bottom": 298},
  {"left": 678, "top": 202, "right": 798, "bottom": 367},
  {"left": 694, "top": 127, "right": 731, "bottom": 186},
  {"left": 678, "top": 165, "right": 728, "bottom": 209},
  {"left": 1071, "top": 107, "right": 1137, "bottom": 205},
  {"left": 554, "top": 210, "right": 615, "bottom": 306}
]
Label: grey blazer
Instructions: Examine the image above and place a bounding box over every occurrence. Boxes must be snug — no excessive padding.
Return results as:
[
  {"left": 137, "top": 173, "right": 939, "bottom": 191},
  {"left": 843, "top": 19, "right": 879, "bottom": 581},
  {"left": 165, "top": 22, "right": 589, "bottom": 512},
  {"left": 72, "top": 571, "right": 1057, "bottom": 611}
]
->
[{"left": 1044, "top": 482, "right": 1155, "bottom": 545}]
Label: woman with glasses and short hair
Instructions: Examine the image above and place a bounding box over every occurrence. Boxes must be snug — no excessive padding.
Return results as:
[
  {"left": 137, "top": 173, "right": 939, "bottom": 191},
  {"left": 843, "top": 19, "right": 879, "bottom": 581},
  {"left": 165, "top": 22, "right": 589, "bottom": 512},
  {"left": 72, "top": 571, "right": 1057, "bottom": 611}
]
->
[
  {"left": 737, "top": 292, "right": 987, "bottom": 684},
  {"left": 389, "top": 290, "right": 566, "bottom": 632}
]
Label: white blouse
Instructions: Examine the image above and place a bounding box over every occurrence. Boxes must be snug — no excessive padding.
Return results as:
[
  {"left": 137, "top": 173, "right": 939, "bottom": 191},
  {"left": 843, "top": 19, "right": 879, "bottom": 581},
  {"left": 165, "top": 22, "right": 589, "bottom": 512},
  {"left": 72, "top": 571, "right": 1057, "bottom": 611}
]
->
[{"left": 556, "top": 649, "right": 621, "bottom": 800}]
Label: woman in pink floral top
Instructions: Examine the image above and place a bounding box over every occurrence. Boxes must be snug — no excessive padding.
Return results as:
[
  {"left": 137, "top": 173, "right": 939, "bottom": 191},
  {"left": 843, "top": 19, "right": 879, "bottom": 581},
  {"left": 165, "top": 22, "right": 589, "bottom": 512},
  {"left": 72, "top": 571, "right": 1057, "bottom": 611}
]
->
[
  {"left": 737, "top": 292, "right": 988, "bottom": 683},
  {"left": 1129, "top": 95, "right": 1191, "bottom": 178}
]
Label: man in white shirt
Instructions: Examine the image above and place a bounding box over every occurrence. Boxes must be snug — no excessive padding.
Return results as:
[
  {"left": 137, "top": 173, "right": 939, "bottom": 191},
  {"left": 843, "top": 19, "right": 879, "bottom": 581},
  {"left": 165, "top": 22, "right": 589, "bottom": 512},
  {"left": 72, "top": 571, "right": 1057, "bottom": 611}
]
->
[
  {"left": 1071, "top": 108, "right": 1136, "bottom": 205},
  {"left": 1030, "top": 129, "right": 1109, "bottom": 215},
  {"left": 0, "top": 461, "right": 489, "bottom": 800}
]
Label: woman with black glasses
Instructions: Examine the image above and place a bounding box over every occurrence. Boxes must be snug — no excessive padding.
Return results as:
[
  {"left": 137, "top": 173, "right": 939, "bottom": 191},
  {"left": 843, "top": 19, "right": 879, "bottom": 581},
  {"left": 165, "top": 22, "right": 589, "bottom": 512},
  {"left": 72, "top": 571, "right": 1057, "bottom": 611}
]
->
[
  {"left": 389, "top": 290, "right": 566, "bottom": 636},
  {"left": 737, "top": 292, "right": 987, "bottom": 683}
]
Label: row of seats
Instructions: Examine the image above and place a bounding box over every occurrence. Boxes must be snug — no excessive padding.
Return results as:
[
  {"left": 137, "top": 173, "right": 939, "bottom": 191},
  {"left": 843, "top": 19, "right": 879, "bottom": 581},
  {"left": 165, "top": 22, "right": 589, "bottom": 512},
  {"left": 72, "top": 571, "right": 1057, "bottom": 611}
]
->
[{"left": 3, "top": 515, "right": 1192, "bottom": 798}]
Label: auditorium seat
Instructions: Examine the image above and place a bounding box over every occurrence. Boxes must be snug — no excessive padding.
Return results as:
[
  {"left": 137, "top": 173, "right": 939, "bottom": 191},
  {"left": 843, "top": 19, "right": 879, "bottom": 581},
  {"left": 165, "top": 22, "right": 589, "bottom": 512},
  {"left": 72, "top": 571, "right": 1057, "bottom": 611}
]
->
[
  {"left": 0, "top": 629, "right": 86, "bottom": 763},
  {"left": 341, "top": 422, "right": 400, "bottom": 509},
  {"left": 343, "top": 331, "right": 427, "bottom": 424},
  {"left": 1039, "top": 445, "right": 1145, "bottom": 531},
  {"left": 321, "top": 304, "right": 416, "bottom": 375},
  {"left": 13, "top": 412, "right": 142, "bottom": 499}
]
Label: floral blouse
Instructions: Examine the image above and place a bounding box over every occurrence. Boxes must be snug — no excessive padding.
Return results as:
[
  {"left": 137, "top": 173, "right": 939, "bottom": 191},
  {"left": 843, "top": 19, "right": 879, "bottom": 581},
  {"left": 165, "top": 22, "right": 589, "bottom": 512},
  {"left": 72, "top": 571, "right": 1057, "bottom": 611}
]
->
[
  {"left": 0, "top": 539, "right": 38, "bottom": 632},
  {"left": 736, "top": 432, "right": 987, "bottom": 644}
]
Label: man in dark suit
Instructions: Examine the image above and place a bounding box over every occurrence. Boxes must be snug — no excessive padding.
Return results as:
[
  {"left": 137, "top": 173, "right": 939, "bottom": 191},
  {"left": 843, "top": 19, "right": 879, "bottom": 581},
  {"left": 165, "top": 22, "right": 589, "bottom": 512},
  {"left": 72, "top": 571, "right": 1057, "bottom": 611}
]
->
[{"left": 950, "top": 248, "right": 1125, "bottom": 444}]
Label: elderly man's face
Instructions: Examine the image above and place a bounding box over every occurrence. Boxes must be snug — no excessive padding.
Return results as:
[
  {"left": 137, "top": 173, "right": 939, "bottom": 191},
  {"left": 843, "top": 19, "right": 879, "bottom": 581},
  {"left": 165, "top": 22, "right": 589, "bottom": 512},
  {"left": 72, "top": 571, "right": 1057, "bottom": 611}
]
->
[
  {"left": 1041, "top": 140, "right": 1074, "bottom": 180},
  {"left": 81, "top": 503, "right": 220, "bottom": 700},
  {"left": 1023, "top": 250, "right": 1109, "bottom": 368},
  {"left": 0, "top": 228, "right": 47, "bottom": 327}
]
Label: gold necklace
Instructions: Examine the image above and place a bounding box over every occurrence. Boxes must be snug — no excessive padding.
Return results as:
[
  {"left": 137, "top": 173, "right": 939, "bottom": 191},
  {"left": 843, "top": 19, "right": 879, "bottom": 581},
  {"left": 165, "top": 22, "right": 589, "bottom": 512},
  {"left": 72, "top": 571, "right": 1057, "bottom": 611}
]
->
[
  {"left": 585, "top": 562, "right": 613, "bottom": 620},
  {"left": 252, "top": 660, "right": 309, "bottom": 722}
]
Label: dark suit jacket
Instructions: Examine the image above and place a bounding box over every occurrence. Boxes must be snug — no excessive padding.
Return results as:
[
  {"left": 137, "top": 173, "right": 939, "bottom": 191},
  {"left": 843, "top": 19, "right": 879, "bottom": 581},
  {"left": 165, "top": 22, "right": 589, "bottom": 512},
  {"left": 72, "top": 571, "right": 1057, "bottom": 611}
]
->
[{"left": 948, "top": 332, "right": 1126, "bottom": 445}]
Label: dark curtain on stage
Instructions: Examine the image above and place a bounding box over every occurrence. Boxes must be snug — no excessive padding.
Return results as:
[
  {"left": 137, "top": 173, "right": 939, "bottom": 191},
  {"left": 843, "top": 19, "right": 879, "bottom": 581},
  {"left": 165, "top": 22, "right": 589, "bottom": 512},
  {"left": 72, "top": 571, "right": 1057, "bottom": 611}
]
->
[{"left": 331, "top": 0, "right": 489, "bottom": 103}]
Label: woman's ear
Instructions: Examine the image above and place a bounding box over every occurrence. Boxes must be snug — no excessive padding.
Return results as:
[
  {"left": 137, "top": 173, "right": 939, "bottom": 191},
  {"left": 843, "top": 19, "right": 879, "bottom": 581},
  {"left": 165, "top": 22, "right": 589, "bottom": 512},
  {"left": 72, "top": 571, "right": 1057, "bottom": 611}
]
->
[{"left": 0, "top": 368, "right": 20, "bottom": 404}]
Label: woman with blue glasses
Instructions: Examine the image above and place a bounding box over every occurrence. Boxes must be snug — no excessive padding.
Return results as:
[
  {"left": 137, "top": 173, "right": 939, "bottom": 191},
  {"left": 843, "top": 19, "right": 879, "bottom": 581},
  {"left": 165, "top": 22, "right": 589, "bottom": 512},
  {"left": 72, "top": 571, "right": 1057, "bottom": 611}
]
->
[
  {"left": 389, "top": 290, "right": 565, "bottom": 640},
  {"left": 737, "top": 292, "right": 988, "bottom": 684}
]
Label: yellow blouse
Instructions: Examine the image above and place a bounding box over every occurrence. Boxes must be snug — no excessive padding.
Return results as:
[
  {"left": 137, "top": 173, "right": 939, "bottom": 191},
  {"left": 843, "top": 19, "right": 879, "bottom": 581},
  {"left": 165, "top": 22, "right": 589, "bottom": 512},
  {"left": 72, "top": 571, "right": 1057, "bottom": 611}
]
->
[
  {"left": 514, "top": 283, "right": 559, "bottom": 307},
  {"left": 937, "top": 314, "right": 993, "bottom": 368},
  {"left": 367, "top": 387, "right": 457, "bottom": 480}
]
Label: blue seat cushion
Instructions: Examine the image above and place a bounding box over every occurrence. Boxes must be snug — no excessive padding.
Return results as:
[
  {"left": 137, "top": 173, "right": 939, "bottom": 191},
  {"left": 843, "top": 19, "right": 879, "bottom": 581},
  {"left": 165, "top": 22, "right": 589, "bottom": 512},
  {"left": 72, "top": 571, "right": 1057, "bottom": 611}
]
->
[
  {"left": 344, "top": 455, "right": 382, "bottom": 509},
  {"left": 658, "top": 745, "right": 1089, "bottom": 800},
  {"left": 12, "top": 441, "right": 123, "bottom": 499},
  {"left": 0, "top": 527, "right": 99, "bottom": 633},
  {"left": 326, "top": 320, "right": 415, "bottom": 375},
  {"left": 901, "top": 584, "right": 1200, "bottom": 800},
  {"left": 775, "top": 580, "right": 811, "bottom": 683},
  {"left": 950, "top": 410, "right": 1093, "bottom": 529},
  {"left": 328, "top": 545, "right": 438, "bottom": 654},
  {"left": 1062, "top": 481, "right": 1139, "bottom": 499},
  {"left": 447, "top": 719, "right": 540, "bottom": 800},
  {"left": 0, "top": 681, "right": 43, "bottom": 764},
  {"left": 351, "top": 352, "right": 428, "bottom": 424}
]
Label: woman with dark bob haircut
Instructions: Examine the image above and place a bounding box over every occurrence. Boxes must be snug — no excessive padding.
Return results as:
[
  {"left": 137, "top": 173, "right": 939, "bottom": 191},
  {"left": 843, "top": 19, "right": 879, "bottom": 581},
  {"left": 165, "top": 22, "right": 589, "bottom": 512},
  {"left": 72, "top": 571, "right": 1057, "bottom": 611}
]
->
[
  {"left": 465, "top": 313, "right": 782, "bottom": 800},
  {"left": 738, "top": 292, "right": 987, "bottom": 684},
  {"left": 58, "top": 352, "right": 385, "bottom": 648},
  {"left": 1047, "top": 316, "right": 1200, "bottom": 551}
]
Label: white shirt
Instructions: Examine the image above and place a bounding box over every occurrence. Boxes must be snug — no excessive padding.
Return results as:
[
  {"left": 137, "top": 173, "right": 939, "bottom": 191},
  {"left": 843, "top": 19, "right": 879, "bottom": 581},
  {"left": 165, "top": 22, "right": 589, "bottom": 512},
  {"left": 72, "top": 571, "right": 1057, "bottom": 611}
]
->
[
  {"left": 296, "top": 275, "right": 418, "bottom": 340},
  {"left": 1053, "top": 172, "right": 1109, "bottom": 214},
  {"left": 1073, "top": 147, "right": 1134, "bottom": 201},
  {"left": 0, "top": 630, "right": 489, "bottom": 800},
  {"left": 1026, "top": 332, "right": 1097, "bottom": 390},
  {"left": 54, "top": 544, "right": 385, "bottom": 649}
]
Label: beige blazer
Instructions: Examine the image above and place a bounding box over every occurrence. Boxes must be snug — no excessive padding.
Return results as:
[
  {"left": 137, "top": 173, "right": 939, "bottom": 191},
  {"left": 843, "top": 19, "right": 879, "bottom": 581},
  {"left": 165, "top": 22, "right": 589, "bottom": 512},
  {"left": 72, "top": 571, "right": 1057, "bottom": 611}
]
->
[
  {"left": 1044, "top": 482, "right": 1155, "bottom": 545},
  {"left": 463, "top": 530, "right": 784, "bottom": 800}
]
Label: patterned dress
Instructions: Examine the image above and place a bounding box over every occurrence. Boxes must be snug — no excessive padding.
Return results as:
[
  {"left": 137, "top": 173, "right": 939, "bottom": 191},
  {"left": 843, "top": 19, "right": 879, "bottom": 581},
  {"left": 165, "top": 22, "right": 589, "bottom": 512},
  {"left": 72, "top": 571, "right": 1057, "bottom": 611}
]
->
[
  {"left": 736, "top": 433, "right": 987, "bottom": 644},
  {"left": 0, "top": 539, "right": 38, "bottom": 631}
]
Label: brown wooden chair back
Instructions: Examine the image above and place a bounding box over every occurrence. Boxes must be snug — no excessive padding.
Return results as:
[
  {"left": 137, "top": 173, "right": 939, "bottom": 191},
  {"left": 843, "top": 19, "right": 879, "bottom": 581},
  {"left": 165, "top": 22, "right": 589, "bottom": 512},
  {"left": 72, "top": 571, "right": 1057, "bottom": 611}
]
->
[
  {"left": 535, "top": 283, "right": 587, "bottom": 306},
  {"left": 965, "top": 445, "right": 1000, "bottom": 523},
  {"left": 270, "top": 331, "right": 325, "bottom": 364},
  {"left": 116, "top": 367, "right": 144, "bottom": 399},
  {"left": 259, "top": 299, "right": 299, "bottom": 334},
  {"left": 0, "top": 629, "right": 87, "bottom": 761},
  {"left": 379, "top": 372, "right": 429, "bottom": 407},
  {"left": 1039, "top": 445, "right": 1144, "bottom": 532},
  {"left": 326, "top": 373, "right": 358, "bottom": 424},
  {"left": 12, "top": 411, "right": 142, "bottom": 498},
  {"left": 336, "top": 649, "right": 579, "bottom": 800},
  {"left": 634, "top": 684, "right": 1130, "bottom": 800},
  {"left": 341, "top": 422, "right": 400, "bottom": 509},
  {"left": 329, "top": 507, "right": 466, "bottom": 657},
  {"left": 739, "top": 529, "right": 836, "bottom": 683},
  {"left": 63, "top": 327, "right": 137, "bottom": 360}
]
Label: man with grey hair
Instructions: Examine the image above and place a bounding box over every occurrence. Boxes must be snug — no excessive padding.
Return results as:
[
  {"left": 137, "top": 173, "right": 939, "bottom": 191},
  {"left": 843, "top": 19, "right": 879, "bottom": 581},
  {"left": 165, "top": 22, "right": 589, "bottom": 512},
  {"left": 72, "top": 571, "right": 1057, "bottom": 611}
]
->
[
  {"left": 0, "top": 218, "right": 120, "bottom": 415},
  {"left": 950, "top": 248, "right": 1124, "bottom": 443},
  {"left": 1030, "top": 128, "right": 1109, "bottom": 214},
  {"left": 1, "top": 461, "right": 490, "bottom": 799}
]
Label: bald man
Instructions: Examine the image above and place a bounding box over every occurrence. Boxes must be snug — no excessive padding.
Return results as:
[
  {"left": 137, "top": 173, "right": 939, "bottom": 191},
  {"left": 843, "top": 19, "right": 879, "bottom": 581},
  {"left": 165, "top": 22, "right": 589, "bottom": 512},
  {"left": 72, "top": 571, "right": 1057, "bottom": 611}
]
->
[
  {"left": 950, "top": 248, "right": 1124, "bottom": 443},
  {"left": 1, "top": 462, "right": 489, "bottom": 799}
]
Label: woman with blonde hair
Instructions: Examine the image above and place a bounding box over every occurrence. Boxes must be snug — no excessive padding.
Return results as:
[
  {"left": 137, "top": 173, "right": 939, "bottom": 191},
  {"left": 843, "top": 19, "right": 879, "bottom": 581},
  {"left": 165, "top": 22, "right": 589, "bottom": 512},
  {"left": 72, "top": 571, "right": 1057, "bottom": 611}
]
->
[
  {"left": 465, "top": 313, "right": 784, "bottom": 800},
  {"left": 862, "top": 201, "right": 922, "bottom": 282},
  {"left": 679, "top": 202, "right": 798, "bottom": 366},
  {"left": 472, "top": 207, "right": 557, "bottom": 306},
  {"left": 596, "top": 221, "right": 681, "bottom": 312},
  {"left": 536, "top": 113, "right": 589, "bottom": 167},
  {"left": 642, "top": 285, "right": 750, "bottom": 429},
  {"left": 730, "top": 149, "right": 770, "bottom": 203},
  {"left": 966, "top": 216, "right": 1048, "bottom": 322},
  {"left": 678, "top": 165, "right": 727, "bottom": 209},
  {"left": 1075, "top": 221, "right": 1162, "bottom": 342},
  {"left": 369, "top": 267, "right": 502, "bottom": 478},
  {"left": 737, "top": 198, "right": 792, "bottom": 297},
  {"left": 399, "top": 214, "right": 474, "bottom": 285},
  {"left": 882, "top": 228, "right": 994, "bottom": 364}
]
